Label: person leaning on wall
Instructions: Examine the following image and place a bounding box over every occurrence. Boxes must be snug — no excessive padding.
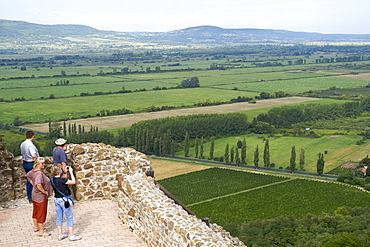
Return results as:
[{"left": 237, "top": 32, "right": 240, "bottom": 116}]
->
[{"left": 20, "top": 130, "right": 39, "bottom": 203}]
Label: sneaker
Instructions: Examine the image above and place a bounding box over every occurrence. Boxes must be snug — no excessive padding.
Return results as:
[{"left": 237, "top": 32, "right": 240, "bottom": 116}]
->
[
  {"left": 58, "top": 235, "right": 68, "bottom": 241},
  {"left": 69, "top": 235, "right": 82, "bottom": 241}
]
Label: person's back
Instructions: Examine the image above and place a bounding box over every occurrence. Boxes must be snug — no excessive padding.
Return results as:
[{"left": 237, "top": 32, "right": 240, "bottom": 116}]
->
[
  {"left": 53, "top": 138, "right": 68, "bottom": 173},
  {"left": 20, "top": 130, "right": 39, "bottom": 202}
]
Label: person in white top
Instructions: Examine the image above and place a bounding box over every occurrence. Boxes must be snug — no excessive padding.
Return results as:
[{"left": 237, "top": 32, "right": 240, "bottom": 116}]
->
[{"left": 20, "top": 130, "right": 40, "bottom": 203}]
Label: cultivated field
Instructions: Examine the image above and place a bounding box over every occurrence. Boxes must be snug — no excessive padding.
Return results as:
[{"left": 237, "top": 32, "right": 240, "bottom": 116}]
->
[{"left": 23, "top": 96, "right": 320, "bottom": 132}]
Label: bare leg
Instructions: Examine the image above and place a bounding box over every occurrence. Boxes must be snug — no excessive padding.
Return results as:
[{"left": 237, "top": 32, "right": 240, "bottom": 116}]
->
[
  {"left": 68, "top": 226, "right": 73, "bottom": 236},
  {"left": 33, "top": 218, "right": 38, "bottom": 231},
  {"left": 38, "top": 223, "right": 45, "bottom": 234},
  {"left": 57, "top": 225, "right": 63, "bottom": 237}
]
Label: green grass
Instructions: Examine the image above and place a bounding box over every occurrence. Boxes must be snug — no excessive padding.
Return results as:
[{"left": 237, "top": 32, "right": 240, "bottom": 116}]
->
[
  {"left": 0, "top": 79, "right": 178, "bottom": 100},
  {"left": 0, "top": 129, "right": 26, "bottom": 143},
  {"left": 216, "top": 75, "right": 370, "bottom": 94},
  {"left": 0, "top": 88, "right": 258, "bottom": 124},
  {"left": 176, "top": 134, "right": 365, "bottom": 173}
]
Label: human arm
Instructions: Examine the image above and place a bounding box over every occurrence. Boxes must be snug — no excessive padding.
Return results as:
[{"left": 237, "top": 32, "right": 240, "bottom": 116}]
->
[
  {"left": 36, "top": 183, "right": 48, "bottom": 195},
  {"left": 27, "top": 177, "right": 34, "bottom": 186},
  {"left": 61, "top": 162, "right": 67, "bottom": 174},
  {"left": 65, "top": 166, "right": 76, "bottom": 185}
]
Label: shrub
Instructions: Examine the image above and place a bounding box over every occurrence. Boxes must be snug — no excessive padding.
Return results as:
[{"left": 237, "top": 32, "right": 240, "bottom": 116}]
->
[{"left": 365, "top": 184, "right": 370, "bottom": 191}]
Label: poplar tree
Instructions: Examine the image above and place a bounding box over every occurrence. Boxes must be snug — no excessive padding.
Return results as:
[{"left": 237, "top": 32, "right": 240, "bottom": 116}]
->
[
  {"left": 184, "top": 132, "right": 190, "bottom": 157},
  {"left": 241, "top": 138, "right": 246, "bottom": 164},
  {"left": 317, "top": 152, "right": 325, "bottom": 175},
  {"left": 224, "top": 144, "right": 229, "bottom": 164},
  {"left": 200, "top": 137, "right": 204, "bottom": 159},
  {"left": 235, "top": 146, "right": 240, "bottom": 164},
  {"left": 299, "top": 148, "right": 305, "bottom": 170},
  {"left": 209, "top": 137, "right": 215, "bottom": 160},
  {"left": 254, "top": 145, "right": 259, "bottom": 168},
  {"left": 230, "top": 146, "right": 235, "bottom": 163},
  {"left": 263, "top": 139, "right": 270, "bottom": 168},
  {"left": 290, "top": 145, "right": 296, "bottom": 172},
  {"left": 63, "top": 121, "right": 67, "bottom": 137},
  {"left": 194, "top": 138, "right": 199, "bottom": 158}
]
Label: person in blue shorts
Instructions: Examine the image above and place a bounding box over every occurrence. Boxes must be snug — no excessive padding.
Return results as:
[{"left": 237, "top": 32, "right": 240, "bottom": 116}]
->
[{"left": 51, "top": 164, "right": 82, "bottom": 241}]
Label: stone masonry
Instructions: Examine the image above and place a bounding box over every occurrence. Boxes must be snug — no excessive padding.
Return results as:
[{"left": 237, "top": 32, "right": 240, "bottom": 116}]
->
[{"left": 0, "top": 141, "right": 245, "bottom": 246}]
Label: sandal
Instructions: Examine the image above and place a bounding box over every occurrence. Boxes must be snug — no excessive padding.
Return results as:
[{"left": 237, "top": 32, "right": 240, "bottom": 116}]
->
[
  {"left": 39, "top": 232, "right": 51, "bottom": 237},
  {"left": 34, "top": 228, "right": 45, "bottom": 232}
]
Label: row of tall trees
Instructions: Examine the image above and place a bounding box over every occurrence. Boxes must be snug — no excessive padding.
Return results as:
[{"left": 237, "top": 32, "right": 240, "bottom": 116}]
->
[
  {"left": 129, "top": 113, "right": 248, "bottom": 142},
  {"left": 256, "top": 98, "right": 370, "bottom": 128},
  {"left": 47, "top": 121, "right": 99, "bottom": 139}
]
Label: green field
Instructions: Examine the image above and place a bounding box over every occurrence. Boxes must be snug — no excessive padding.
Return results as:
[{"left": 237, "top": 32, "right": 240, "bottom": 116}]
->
[
  {"left": 158, "top": 167, "right": 370, "bottom": 224},
  {"left": 176, "top": 134, "right": 368, "bottom": 173},
  {"left": 0, "top": 66, "right": 340, "bottom": 100},
  {"left": 216, "top": 75, "right": 370, "bottom": 94},
  {"left": 191, "top": 178, "right": 370, "bottom": 223},
  {"left": 0, "top": 88, "right": 258, "bottom": 124},
  {"left": 159, "top": 168, "right": 289, "bottom": 205}
]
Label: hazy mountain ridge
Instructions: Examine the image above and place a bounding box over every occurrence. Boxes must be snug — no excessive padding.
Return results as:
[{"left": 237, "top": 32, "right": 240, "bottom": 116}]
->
[{"left": 2, "top": 19, "right": 370, "bottom": 44}]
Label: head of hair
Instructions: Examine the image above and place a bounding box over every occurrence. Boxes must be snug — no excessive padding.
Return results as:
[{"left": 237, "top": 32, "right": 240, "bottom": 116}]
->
[
  {"left": 26, "top": 130, "right": 34, "bottom": 139},
  {"left": 50, "top": 163, "right": 63, "bottom": 176},
  {"left": 33, "top": 157, "right": 45, "bottom": 168}
]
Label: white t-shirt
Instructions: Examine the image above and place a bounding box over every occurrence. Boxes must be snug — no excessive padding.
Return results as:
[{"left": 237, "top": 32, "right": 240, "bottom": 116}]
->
[{"left": 20, "top": 139, "right": 39, "bottom": 162}]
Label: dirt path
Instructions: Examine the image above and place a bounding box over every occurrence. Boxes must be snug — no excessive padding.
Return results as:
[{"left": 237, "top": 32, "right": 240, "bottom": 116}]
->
[{"left": 23, "top": 96, "right": 320, "bottom": 132}]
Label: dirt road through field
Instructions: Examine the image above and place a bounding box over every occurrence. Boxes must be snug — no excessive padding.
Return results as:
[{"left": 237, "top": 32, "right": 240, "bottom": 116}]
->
[{"left": 23, "top": 96, "right": 320, "bottom": 132}]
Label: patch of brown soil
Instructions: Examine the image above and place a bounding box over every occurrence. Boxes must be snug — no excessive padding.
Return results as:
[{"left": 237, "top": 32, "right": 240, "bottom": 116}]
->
[
  {"left": 150, "top": 158, "right": 211, "bottom": 180},
  {"left": 326, "top": 136, "right": 338, "bottom": 140},
  {"left": 341, "top": 162, "right": 359, "bottom": 168},
  {"left": 338, "top": 73, "right": 370, "bottom": 78}
]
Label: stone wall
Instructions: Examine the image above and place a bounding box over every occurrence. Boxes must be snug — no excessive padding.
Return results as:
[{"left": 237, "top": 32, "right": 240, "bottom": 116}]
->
[{"left": 0, "top": 141, "right": 245, "bottom": 246}]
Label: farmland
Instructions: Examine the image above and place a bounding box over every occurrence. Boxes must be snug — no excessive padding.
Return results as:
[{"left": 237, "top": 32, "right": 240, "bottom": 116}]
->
[
  {"left": 158, "top": 167, "right": 370, "bottom": 245},
  {"left": 3, "top": 26, "right": 370, "bottom": 246},
  {"left": 174, "top": 134, "right": 368, "bottom": 173},
  {"left": 162, "top": 168, "right": 370, "bottom": 220}
]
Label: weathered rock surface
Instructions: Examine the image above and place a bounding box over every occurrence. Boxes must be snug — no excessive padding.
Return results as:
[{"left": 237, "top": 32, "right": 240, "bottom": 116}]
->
[{"left": 0, "top": 141, "right": 245, "bottom": 246}]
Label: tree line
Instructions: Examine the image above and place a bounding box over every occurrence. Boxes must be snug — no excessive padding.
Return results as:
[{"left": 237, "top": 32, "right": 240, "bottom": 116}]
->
[{"left": 256, "top": 97, "right": 370, "bottom": 128}]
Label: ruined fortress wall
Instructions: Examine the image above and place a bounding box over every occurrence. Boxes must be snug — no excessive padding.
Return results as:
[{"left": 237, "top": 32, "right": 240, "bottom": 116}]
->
[{"left": 0, "top": 142, "right": 245, "bottom": 246}]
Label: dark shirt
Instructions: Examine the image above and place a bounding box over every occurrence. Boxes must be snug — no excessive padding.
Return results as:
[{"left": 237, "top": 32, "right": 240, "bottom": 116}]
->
[
  {"left": 51, "top": 177, "right": 70, "bottom": 198},
  {"left": 53, "top": 147, "right": 68, "bottom": 165}
]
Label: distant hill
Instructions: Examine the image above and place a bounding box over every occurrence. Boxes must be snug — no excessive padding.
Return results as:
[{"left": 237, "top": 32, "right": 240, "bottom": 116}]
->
[
  {"left": 0, "top": 19, "right": 114, "bottom": 38},
  {"left": 2, "top": 19, "right": 370, "bottom": 44}
]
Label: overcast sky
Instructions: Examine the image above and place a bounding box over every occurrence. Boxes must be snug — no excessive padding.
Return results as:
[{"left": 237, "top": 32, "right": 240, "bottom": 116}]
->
[{"left": 2, "top": 0, "right": 370, "bottom": 34}]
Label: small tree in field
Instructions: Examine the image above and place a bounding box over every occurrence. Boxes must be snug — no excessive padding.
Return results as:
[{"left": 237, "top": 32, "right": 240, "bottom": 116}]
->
[
  {"left": 224, "top": 144, "right": 229, "bottom": 164},
  {"left": 241, "top": 138, "right": 247, "bottom": 164},
  {"left": 209, "top": 137, "right": 215, "bottom": 160},
  {"left": 181, "top": 77, "right": 200, "bottom": 88},
  {"left": 290, "top": 146, "right": 296, "bottom": 172},
  {"left": 254, "top": 145, "right": 259, "bottom": 168},
  {"left": 263, "top": 139, "right": 270, "bottom": 168},
  {"left": 317, "top": 152, "right": 325, "bottom": 175},
  {"left": 299, "top": 148, "right": 305, "bottom": 170},
  {"left": 184, "top": 132, "right": 190, "bottom": 157}
]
